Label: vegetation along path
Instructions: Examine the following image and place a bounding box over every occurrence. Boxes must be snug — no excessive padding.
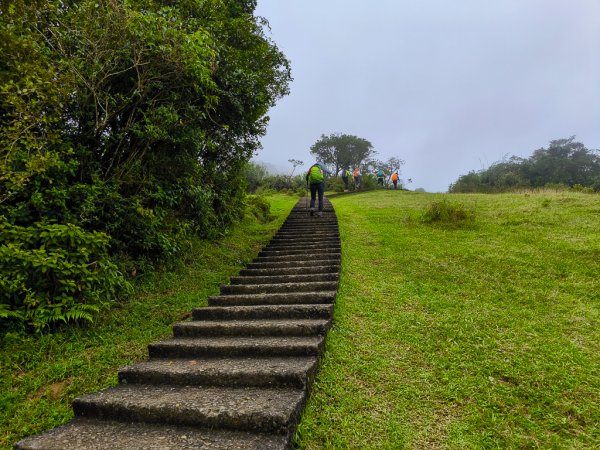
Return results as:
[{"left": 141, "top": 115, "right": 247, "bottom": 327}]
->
[{"left": 15, "top": 198, "right": 340, "bottom": 450}]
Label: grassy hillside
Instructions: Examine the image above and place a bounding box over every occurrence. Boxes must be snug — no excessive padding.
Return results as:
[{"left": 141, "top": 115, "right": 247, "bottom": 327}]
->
[
  {"left": 0, "top": 194, "right": 299, "bottom": 449},
  {"left": 296, "top": 189, "right": 599, "bottom": 449}
]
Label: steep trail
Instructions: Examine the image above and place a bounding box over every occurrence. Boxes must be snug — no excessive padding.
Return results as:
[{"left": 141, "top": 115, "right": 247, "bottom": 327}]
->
[{"left": 16, "top": 197, "right": 340, "bottom": 450}]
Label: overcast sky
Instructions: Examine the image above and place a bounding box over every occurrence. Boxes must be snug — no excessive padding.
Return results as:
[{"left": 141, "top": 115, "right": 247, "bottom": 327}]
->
[{"left": 253, "top": 0, "right": 600, "bottom": 192}]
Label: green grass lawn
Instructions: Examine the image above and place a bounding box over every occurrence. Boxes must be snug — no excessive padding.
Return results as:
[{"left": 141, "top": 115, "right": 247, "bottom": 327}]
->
[
  {"left": 0, "top": 194, "right": 299, "bottom": 449},
  {"left": 295, "top": 189, "right": 600, "bottom": 449}
]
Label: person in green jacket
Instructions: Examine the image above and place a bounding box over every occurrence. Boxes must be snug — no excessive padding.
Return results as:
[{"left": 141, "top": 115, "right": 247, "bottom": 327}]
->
[{"left": 305, "top": 162, "right": 329, "bottom": 217}]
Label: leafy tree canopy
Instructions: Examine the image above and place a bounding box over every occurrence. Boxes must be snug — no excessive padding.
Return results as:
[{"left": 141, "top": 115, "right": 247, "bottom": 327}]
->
[
  {"left": 449, "top": 137, "right": 600, "bottom": 193},
  {"left": 309, "top": 133, "right": 375, "bottom": 175},
  {"left": 0, "top": 0, "right": 291, "bottom": 331}
]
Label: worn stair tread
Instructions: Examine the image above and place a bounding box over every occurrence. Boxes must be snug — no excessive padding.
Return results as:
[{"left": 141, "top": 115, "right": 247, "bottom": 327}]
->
[
  {"left": 245, "top": 260, "right": 340, "bottom": 269},
  {"left": 192, "top": 304, "right": 334, "bottom": 320},
  {"left": 149, "top": 335, "right": 325, "bottom": 357},
  {"left": 15, "top": 418, "right": 289, "bottom": 450},
  {"left": 221, "top": 281, "right": 338, "bottom": 295},
  {"left": 239, "top": 265, "right": 339, "bottom": 276},
  {"left": 73, "top": 384, "right": 306, "bottom": 434},
  {"left": 173, "top": 318, "right": 331, "bottom": 337},
  {"left": 208, "top": 291, "right": 337, "bottom": 306},
  {"left": 252, "top": 253, "right": 341, "bottom": 263},
  {"left": 119, "top": 356, "right": 319, "bottom": 388},
  {"left": 230, "top": 273, "right": 339, "bottom": 284}
]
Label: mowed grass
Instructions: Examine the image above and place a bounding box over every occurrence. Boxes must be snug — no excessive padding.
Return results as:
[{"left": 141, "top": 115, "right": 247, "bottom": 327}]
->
[
  {"left": 296, "top": 189, "right": 600, "bottom": 449},
  {"left": 0, "top": 194, "right": 298, "bottom": 450}
]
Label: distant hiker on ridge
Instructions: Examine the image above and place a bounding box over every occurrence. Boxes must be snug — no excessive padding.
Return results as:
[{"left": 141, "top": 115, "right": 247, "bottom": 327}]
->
[
  {"left": 340, "top": 167, "right": 351, "bottom": 192},
  {"left": 391, "top": 171, "right": 399, "bottom": 189},
  {"left": 353, "top": 167, "right": 361, "bottom": 190}
]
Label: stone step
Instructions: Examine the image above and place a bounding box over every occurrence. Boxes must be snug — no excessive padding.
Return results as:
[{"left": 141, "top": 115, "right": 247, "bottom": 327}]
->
[
  {"left": 252, "top": 253, "right": 341, "bottom": 263},
  {"left": 14, "top": 418, "right": 290, "bottom": 450},
  {"left": 192, "top": 304, "right": 334, "bottom": 321},
  {"left": 208, "top": 291, "right": 336, "bottom": 307},
  {"left": 172, "top": 319, "right": 331, "bottom": 337},
  {"left": 266, "top": 240, "right": 340, "bottom": 249},
  {"left": 148, "top": 335, "right": 325, "bottom": 358},
  {"left": 266, "top": 238, "right": 341, "bottom": 248},
  {"left": 230, "top": 273, "right": 339, "bottom": 285},
  {"left": 244, "top": 260, "right": 340, "bottom": 270},
  {"left": 259, "top": 248, "right": 340, "bottom": 257},
  {"left": 278, "top": 226, "right": 339, "bottom": 232},
  {"left": 220, "top": 281, "right": 338, "bottom": 295},
  {"left": 119, "top": 356, "right": 319, "bottom": 389},
  {"left": 72, "top": 385, "right": 306, "bottom": 435},
  {"left": 239, "top": 265, "right": 340, "bottom": 275},
  {"left": 274, "top": 230, "right": 339, "bottom": 236}
]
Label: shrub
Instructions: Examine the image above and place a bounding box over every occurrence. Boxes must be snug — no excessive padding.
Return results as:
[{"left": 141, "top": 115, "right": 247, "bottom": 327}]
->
[
  {"left": 421, "top": 200, "right": 475, "bottom": 227},
  {"left": 245, "top": 195, "right": 274, "bottom": 223},
  {"left": 0, "top": 220, "right": 130, "bottom": 332}
]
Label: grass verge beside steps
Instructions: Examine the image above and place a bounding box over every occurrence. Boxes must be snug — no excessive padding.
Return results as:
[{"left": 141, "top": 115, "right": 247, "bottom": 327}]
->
[
  {"left": 0, "top": 194, "right": 298, "bottom": 449},
  {"left": 295, "top": 189, "right": 599, "bottom": 449}
]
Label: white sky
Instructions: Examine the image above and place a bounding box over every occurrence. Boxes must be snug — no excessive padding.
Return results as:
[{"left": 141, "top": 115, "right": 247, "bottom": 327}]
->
[{"left": 253, "top": 0, "right": 600, "bottom": 192}]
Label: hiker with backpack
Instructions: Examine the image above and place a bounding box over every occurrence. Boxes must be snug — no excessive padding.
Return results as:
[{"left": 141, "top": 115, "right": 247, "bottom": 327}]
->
[
  {"left": 306, "top": 162, "right": 329, "bottom": 217},
  {"left": 377, "top": 168, "right": 385, "bottom": 186},
  {"left": 391, "top": 172, "right": 399, "bottom": 189},
  {"left": 340, "top": 168, "right": 351, "bottom": 191},
  {"left": 353, "top": 167, "right": 361, "bottom": 190}
]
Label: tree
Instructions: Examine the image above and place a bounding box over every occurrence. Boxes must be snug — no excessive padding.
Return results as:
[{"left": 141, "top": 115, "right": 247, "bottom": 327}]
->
[
  {"left": 288, "top": 159, "right": 304, "bottom": 177},
  {"left": 368, "top": 156, "right": 405, "bottom": 183},
  {"left": 0, "top": 0, "right": 292, "bottom": 330},
  {"left": 309, "top": 133, "right": 375, "bottom": 175},
  {"left": 449, "top": 137, "right": 600, "bottom": 193}
]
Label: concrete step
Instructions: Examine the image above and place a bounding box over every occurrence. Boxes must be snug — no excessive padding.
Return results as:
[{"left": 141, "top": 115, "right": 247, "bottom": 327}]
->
[
  {"left": 119, "top": 356, "right": 319, "bottom": 389},
  {"left": 192, "top": 304, "right": 334, "bottom": 321},
  {"left": 239, "top": 265, "right": 339, "bottom": 276},
  {"left": 208, "top": 291, "right": 336, "bottom": 307},
  {"left": 259, "top": 248, "right": 340, "bottom": 257},
  {"left": 244, "top": 260, "right": 340, "bottom": 270},
  {"left": 148, "top": 335, "right": 325, "bottom": 358},
  {"left": 220, "top": 281, "right": 338, "bottom": 295},
  {"left": 172, "top": 319, "right": 331, "bottom": 337},
  {"left": 14, "top": 418, "right": 290, "bottom": 450},
  {"left": 252, "top": 253, "right": 341, "bottom": 263},
  {"left": 72, "top": 385, "right": 306, "bottom": 434},
  {"left": 268, "top": 236, "right": 340, "bottom": 243},
  {"left": 230, "top": 273, "right": 339, "bottom": 285}
]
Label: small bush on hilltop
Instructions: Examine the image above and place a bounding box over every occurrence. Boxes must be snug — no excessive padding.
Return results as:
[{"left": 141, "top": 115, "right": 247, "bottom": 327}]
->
[{"left": 422, "top": 200, "right": 475, "bottom": 227}]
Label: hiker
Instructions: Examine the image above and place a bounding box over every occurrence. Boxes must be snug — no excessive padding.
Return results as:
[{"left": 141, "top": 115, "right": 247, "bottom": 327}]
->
[
  {"left": 340, "top": 168, "right": 350, "bottom": 191},
  {"left": 377, "top": 168, "right": 385, "bottom": 186},
  {"left": 391, "top": 172, "right": 399, "bottom": 189},
  {"left": 306, "top": 162, "right": 329, "bottom": 217},
  {"left": 353, "top": 167, "right": 361, "bottom": 190}
]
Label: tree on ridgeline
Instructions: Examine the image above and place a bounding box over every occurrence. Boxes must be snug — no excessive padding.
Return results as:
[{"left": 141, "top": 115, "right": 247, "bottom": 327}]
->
[
  {"left": 0, "top": 0, "right": 292, "bottom": 331},
  {"left": 449, "top": 137, "right": 600, "bottom": 193},
  {"left": 310, "top": 133, "right": 375, "bottom": 175}
]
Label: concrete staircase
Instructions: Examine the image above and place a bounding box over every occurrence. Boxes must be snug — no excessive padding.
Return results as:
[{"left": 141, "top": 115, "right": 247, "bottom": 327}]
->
[{"left": 15, "top": 198, "right": 340, "bottom": 450}]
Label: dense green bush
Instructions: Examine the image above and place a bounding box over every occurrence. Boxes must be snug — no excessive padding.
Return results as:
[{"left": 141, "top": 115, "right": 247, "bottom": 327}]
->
[
  {"left": 0, "top": 220, "right": 130, "bottom": 332},
  {"left": 421, "top": 200, "right": 475, "bottom": 227},
  {"left": 0, "top": 1, "right": 291, "bottom": 332}
]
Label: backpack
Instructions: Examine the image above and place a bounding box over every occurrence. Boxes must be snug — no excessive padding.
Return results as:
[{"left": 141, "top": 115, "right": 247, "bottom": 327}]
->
[
  {"left": 378, "top": 169, "right": 383, "bottom": 177},
  {"left": 391, "top": 173, "right": 398, "bottom": 181},
  {"left": 308, "top": 165, "right": 324, "bottom": 183}
]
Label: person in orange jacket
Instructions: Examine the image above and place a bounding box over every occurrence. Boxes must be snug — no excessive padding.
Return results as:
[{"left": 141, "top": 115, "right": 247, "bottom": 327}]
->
[{"left": 391, "top": 172, "right": 399, "bottom": 189}]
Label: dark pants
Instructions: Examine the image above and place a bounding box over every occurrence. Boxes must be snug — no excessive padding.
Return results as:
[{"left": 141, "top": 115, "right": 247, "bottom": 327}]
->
[
  {"left": 393, "top": 180, "right": 398, "bottom": 189},
  {"left": 310, "top": 182, "right": 324, "bottom": 211},
  {"left": 342, "top": 176, "right": 349, "bottom": 189},
  {"left": 378, "top": 177, "right": 384, "bottom": 186}
]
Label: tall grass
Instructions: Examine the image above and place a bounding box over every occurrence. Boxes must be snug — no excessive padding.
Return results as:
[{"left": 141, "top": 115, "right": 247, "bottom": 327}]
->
[{"left": 296, "top": 190, "right": 600, "bottom": 449}]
